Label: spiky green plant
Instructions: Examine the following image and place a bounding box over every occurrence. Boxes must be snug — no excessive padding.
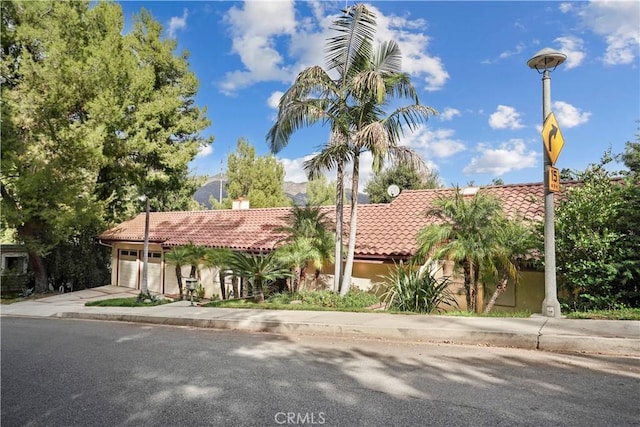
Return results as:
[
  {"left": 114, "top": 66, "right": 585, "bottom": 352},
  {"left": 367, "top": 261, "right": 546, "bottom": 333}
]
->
[{"left": 381, "top": 261, "right": 457, "bottom": 314}]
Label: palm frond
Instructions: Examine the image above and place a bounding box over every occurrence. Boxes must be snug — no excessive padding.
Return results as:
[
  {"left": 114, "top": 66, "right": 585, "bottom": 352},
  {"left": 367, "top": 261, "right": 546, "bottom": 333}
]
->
[
  {"left": 325, "top": 4, "right": 376, "bottom": 83},
  {"left": 372, "top": 40, "right": 402, "bottom": 74},
  {"left": 303, "top": 142, "right": 354, "bottom": 180}
]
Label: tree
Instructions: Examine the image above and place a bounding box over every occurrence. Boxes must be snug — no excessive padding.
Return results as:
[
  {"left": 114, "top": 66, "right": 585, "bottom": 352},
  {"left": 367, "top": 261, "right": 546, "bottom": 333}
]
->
[
  {"left": 267, "top": 4, "right": 434, "bottom": 296},
  {"left": 482, "top": 218, "right": 538, "bottom": 313},
  {"left": 200, "top": 247, "right": 232, "bottom": 299},
  {"left": 0, "top": 1, "right": 211, "bottom": 291},
  {"left": 274, "top": 205, "right": 335, "bottom": 291},
  {"left": 222, "top": 138, "right": 289, "bottom": 209},
  {"left": 306, "top": 176, "right": 336, "bottom": 206},
  {"left": 555, "top": 149, "right": 639, "bottom": 310},
  {"left": 226, "top": 252, "right": 291, "bottom": 303},
  {"left": 164, "top": 246, "right": 191, "bottom": 299},
  {"left": 366, "top": 163, "right": 440, "bottom": 203},
  {"left": 415, "top": 189, "right": 504, "bottom": 312},
  {"left": 274, "top": 238, "right": 324, "bottom": 293}
]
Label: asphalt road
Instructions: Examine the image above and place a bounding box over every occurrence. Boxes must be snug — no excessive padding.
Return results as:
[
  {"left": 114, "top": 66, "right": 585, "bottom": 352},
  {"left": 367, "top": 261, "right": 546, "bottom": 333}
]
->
[{"left": 1, "top": 317, "right": 638, "bottom": 427}]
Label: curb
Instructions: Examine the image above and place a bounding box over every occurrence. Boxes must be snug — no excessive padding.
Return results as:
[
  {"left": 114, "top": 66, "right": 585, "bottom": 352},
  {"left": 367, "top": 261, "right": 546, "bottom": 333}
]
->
[
  {"left": 539, "top": 335, "right": 640, "bottom": 355},
  {"left": 57, "top": 312, "right": 541, "bottom": 351}
]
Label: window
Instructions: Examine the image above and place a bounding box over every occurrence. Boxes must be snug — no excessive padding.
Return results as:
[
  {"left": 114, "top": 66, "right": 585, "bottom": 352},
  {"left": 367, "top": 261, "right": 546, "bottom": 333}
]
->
[{"left": 3, "top": 255, "right": 27, "bottom": 274}]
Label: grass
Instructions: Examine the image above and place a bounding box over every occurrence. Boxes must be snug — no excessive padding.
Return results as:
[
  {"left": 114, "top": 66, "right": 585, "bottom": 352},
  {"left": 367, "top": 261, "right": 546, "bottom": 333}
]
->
[
  {"left": 1, "top": 292, "right": 54, "bottom": 305},
  {"left": 85, "top": 297, "right": 172, "bottom": 307},
  {"left": 205, "top": 298, "right": 375, "bottom": 312},
  {"left": 441, "top": 310, "right": 533, "bottom": 318},
  {"left": 565, "top": 308, "right": 640, "bottom": 320}
]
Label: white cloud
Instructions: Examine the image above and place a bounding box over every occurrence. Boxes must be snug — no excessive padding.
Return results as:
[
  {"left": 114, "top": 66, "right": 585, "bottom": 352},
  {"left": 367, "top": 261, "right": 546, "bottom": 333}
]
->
[
  {"left": 220, "top": 1, "right": 297, "bottom": 94},
  {"left": 489, "top": 105, "right": 524, "bottom": 130},
  {"left": 168, "top": 9, "right": 188, "bottom": 38},
  {"left": 554, "top": 36, "right": 585, "bottom": 69},
  {"left": 577, "top": 1, "right": 640, "bottom": 65},
  {"left": 552, "top": 101, "right": 591, "bottom": 128},
  {"left": 463, "top": 139, "right": 537, "bottom": 175},
  {"left": 220, "top": 2, "right": 449, "bottom": 94},
  {"left": 438, "top": 107, "right": 461, "bottom": 121},
  {"left": 498, "top": 42, "right": 526, "bottom": 59},
  {"left": 373, "top": 8, "right": 449, "bottom": 91},
  {"left": 399, "top": 125, "right": 466, "bottom": 159},
  {"left": 278, "top": 152, "right": 376, "bottom": 189},
  {"left": 196, "top": 144, "right": 213, "bottom": 158},
  {"left": 267, "top": 91, "right": 283, "bottom": 109},
  {"left": 559, "top": 3, "right": 573, "bottom": 14}
]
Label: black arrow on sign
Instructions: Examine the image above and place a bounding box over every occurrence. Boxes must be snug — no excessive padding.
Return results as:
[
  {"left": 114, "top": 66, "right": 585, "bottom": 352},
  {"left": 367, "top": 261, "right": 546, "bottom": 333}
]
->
[{"left": 548, "top": 124, "right": 558, "bottom": 153}]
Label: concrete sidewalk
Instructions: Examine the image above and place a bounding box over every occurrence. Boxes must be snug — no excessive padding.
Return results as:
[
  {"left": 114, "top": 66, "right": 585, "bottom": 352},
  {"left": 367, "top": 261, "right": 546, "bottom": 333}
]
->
[{"left": 2, "top": 286, "right": 639, "bottom": 356}]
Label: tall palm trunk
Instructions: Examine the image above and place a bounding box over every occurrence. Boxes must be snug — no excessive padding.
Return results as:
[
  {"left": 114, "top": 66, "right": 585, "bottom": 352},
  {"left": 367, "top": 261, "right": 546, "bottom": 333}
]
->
[
  {"left": 463, "top": 260, "right": 473, "bottom": 311},
  {"left": 333, "top": 159, "right": 345, "bottom": 293},
  {"left": 484, "top": 277, "right": 508, "bottom": 314},
  {"left": 254, "top": 279, "right": 264, "bottom": 303},
  {"left": 175, "top": 264, "right": 183, "bottom": 300},
  {"left": 231, "top": 275, "right": 239, "bottom": 299},
  {"left": 219, "top": 270, "right": 226, "bottom": 299},
  {"left": 340, "top": 151, "right": 359, "bottom": 296}
]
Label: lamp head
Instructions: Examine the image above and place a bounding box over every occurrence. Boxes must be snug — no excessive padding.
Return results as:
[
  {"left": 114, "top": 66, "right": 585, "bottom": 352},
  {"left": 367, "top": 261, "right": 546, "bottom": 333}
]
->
[{"left": 527, "top": 48, "right": 566, "bottom": 72}]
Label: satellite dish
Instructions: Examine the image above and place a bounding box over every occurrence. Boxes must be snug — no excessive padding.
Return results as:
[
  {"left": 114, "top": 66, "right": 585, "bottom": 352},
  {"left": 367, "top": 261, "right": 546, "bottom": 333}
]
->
[{"left": 387, "top": 184, "right": 400, "bottom": 198}]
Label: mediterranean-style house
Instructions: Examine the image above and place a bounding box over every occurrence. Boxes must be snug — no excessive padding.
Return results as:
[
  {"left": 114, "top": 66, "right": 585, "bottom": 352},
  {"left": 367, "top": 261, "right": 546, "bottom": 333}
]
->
[{"left": 98, "top": 182, "right": 551, "bottom": 312}]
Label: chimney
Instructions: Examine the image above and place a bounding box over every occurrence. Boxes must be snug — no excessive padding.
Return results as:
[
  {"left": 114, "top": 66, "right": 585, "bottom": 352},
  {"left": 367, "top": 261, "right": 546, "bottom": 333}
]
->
[
  {"left": 461, "top": 187, "right": 479, "bottom": 197},
  {"left": 232, "top": 197, "right": 250, "bottom": 210}
]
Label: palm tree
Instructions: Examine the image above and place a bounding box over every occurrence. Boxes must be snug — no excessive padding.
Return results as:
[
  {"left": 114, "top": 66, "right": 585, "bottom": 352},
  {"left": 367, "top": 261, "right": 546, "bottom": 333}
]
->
[
  {"left": 164, "top": 246, "right": 190, "bottom": 299},
  {"left": 274, "top": 237, "right": 324, "bottom": 293},
  {"left": 267, "top": 4, "right": 434, "bottom": 296},
  {"left": 415, "top": 188, "right": 504, "bottom": 312},
  {"left": 275, "top": 204, "right": 335, "bottom": 292},
  {"left": 184, "top": 242, "right": 208, "bottom": 279},
  {"left": 226, "top": 251, "right": 291, "bottom": 303},
  {"left": 482, "top": 218, "right": 537, "bottom": 313},
  {"left": 200, "top": 247, "right": 232, "bottom": 299}
]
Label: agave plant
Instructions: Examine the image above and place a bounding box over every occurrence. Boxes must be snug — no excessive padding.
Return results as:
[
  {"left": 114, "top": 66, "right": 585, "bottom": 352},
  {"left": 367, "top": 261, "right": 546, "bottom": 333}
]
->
[{"left": 381, "top": 261, "right": 458, "bottom": 314}]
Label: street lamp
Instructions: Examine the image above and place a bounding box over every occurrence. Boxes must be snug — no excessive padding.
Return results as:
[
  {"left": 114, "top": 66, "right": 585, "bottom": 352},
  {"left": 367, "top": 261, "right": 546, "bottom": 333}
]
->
[
  {"left": 527, "top": 48, "right": 566, "bottom": 318},
  {"left": 138, "top": 195, "right": 150, "bottom": 296}
]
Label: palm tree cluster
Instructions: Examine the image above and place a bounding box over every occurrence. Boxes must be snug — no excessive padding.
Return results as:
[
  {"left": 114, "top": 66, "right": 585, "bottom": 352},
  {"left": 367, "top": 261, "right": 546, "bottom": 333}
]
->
[
  {"left": 163, "top": 205, "right": 335, "bottom": 303},
  {"left": 267, "top": 4, "right": 436, "bottom": 296},
  {"left": 415, "top": 188, "right": 537, "bottom": 313}
]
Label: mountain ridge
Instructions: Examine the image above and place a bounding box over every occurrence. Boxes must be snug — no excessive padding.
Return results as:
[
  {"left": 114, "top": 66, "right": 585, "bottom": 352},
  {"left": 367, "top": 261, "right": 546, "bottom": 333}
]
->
[{"left": 193, "top": 174, "right": 368, "bottom": 208}]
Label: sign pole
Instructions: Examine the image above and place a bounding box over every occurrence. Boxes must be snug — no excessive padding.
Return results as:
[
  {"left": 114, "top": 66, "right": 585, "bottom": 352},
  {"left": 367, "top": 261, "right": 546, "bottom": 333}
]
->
[{"left": 541, "top": 69, "right": 561, "bottom": 318}]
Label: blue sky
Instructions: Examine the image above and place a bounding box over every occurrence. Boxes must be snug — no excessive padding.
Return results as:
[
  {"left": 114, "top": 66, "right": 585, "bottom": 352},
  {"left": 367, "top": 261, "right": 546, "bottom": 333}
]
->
[{"left": 119, "top": 1, "right": 639, "bottom": 188}]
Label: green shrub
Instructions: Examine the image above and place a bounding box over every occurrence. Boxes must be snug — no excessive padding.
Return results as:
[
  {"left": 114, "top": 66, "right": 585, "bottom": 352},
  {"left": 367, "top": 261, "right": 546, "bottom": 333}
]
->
[
  {"left": 268, "top": 292, "right": 294, "bottom": 304},
  {"left": 338, "top": 288, "right": 379, "bottom": 309},
  {"left": 381, "top": 261, "right": 458, "bottom": 314}
]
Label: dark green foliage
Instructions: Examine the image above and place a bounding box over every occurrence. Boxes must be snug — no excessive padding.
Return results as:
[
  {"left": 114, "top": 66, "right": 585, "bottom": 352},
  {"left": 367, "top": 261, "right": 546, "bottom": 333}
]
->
[
  {"left": 1, "top": 1, "right": 210, "bottom": 291},
  {"left": 555, "top": 147, "right": 639, "bottom": 310},
  {"left": 269, "top": 289, "right": 378, "bottom": 309},
  {"left": 381, "top": 261, "right": 457, "bottom": 314},
  {"left": 365, "top": 163, "right": 440, "bottom": 203},
  {"left": 223, "top": 138, "right": 289, "bottom": 208},
  {"left": 85, "top": 297, "right": 171, "bottom": 307},
  {"left": 415, "top": 188, "right": 506, "bottom": 312},
  {"left": 44, "top": 224, "right": 111, "bottom": 291},
  {"left": 226, "top": 251, "right": 292, "bottom": 303}
]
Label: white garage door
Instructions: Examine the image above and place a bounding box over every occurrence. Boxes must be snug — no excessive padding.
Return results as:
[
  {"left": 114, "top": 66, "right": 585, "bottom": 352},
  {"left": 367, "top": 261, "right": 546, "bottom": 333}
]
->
[
  {"left": 147, "top": 252, "right": 163, "bottom": 293},
  {"left": 117, "top": 250, "right": 138, "bottom": 289}
]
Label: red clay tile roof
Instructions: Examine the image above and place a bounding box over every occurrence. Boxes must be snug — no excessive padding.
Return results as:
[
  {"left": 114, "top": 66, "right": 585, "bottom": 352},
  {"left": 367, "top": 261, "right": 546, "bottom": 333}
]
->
[{"left": 99, "top": 181, "right": 557, "bottom": 259}]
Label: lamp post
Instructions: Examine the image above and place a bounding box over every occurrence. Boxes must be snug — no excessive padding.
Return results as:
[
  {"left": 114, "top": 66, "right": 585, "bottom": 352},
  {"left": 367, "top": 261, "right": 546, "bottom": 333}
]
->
[
  {"left": 527, "top": 48, "right": 566, "bottom": 318},
  {"left": 139, "top": 195, "right": 150, "bottom": 295}
]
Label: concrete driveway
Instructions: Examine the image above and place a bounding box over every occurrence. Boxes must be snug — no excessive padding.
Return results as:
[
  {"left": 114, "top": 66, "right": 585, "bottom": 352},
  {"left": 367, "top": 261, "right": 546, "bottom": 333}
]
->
[{"left": 0, "top": 285, "right": 140, "bottom": 317}]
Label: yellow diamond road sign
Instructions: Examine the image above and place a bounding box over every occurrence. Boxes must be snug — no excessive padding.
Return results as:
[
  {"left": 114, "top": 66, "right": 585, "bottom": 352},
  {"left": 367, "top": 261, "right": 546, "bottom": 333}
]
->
[{"left": 541, "top": 112, "right": 564, "bottom": 165}]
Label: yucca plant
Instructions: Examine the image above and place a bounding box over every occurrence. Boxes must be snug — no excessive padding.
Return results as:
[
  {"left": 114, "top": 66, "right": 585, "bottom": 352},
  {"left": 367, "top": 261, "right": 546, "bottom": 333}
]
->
[{"left": 381, "top": 261, "right": 458, "bottom": 314}]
